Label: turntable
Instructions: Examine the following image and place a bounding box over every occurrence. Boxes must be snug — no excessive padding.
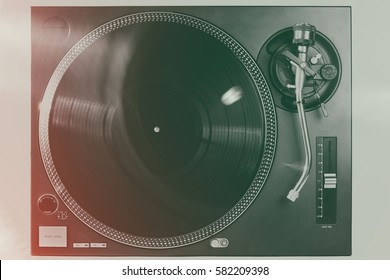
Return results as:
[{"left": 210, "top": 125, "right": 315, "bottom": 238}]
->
[{"left": 31, "top": 6, "right": 351, "bottom": 256}]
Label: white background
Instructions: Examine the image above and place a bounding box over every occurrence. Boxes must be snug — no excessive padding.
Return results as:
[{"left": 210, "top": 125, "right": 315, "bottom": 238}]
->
[{"left": 0, "top": 0, "right": 389, "bottom": 270}]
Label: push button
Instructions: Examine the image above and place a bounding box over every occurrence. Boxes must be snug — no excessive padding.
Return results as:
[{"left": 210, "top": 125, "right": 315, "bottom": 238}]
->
[{"left": 210, "top": 238, "right": 229, "bottom": 248}]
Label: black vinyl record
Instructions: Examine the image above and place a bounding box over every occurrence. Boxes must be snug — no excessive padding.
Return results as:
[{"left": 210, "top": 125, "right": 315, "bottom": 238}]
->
[{"left": 39, "top": 12, "right": 276, "bottom": 248}]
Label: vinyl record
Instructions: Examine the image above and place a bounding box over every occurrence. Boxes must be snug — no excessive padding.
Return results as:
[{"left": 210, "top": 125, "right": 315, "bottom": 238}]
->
[{"left": 38, "top": 12, "right": 276, "bottom": 248}]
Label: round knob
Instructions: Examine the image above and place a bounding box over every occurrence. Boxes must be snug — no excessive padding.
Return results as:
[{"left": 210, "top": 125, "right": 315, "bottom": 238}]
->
[
  {"left": 320, "top": 64, "right": 338, "bottom": 80},
  {"left": 38, "top": 194, "right": 59, "bottom": 215},
  {"left": 43, "top": 16, "right": 70, "bottom": 44}
]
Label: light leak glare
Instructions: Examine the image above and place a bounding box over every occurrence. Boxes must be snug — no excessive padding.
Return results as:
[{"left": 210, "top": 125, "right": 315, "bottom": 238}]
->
[{"left": 221, "top": 86, "right": 243, "bottom": 106}]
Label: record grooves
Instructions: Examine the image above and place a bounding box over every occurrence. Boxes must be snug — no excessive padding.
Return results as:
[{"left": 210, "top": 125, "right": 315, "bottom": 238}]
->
[
  {"left": 33, "top": 7, "right": 352, "bottom": 256},
  {"left": 39, "top": 12, "right": 277, "bottom": 248}
]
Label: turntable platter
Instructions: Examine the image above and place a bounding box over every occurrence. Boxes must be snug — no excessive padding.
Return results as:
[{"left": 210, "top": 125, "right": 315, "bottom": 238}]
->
[{"left": 39, "top": 12, "right": 276, "bottom": 248}]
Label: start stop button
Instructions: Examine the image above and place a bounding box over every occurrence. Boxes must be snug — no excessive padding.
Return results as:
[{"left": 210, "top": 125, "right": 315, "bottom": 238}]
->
[{"left": 38, "top": 194, "right": 59, "bottom": 215}]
